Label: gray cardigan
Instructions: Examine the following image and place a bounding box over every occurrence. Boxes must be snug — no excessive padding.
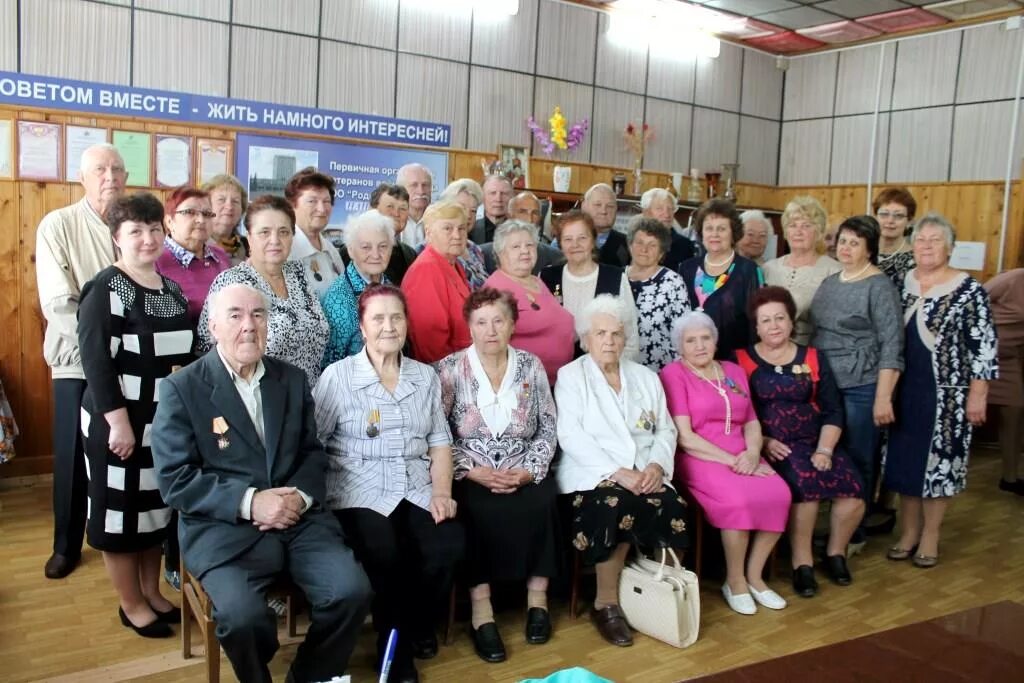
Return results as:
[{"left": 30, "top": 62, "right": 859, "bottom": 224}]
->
[{"left": 809, "top": 272, "right": 905, "bottom": 389}]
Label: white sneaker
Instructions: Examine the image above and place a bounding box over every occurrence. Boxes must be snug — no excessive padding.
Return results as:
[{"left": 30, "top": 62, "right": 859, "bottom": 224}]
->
[
  {"left": 721, "top": 583, "right": 757, "bottom": 615},
  {"left": 749, "top": 585, "right": 787, "bottom": 610}
]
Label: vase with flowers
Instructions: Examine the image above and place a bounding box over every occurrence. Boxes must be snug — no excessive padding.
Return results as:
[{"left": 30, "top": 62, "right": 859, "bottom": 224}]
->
[
  {"left": 623, "top": 121, "right": 653, "bottom": 195},
  {"left": 527, "top": 106, "right": 589, "bottom": 192}
]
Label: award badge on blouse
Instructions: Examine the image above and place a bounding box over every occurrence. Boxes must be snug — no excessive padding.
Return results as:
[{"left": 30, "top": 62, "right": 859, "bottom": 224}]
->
[
  {"left": 791, "top": 364, "right": 812, "bottom": 375},
  {"left": 212, "top": 416, "right": 230, "bottom": 450},
  {"left": 636, "top": 409, "right": 656, "bottom": 432},
  {"left": 366, "top": 408, "right": 381, "bottom": 438}
]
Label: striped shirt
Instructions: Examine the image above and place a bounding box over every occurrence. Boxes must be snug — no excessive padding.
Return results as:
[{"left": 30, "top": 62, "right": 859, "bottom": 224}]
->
[{"left": 312, "top": 348, "right": 452, "bottom": 515}]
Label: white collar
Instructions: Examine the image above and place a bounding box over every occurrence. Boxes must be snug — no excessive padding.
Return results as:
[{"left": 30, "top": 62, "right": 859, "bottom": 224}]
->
[{"left": 468, "top": 345, "right": 518, "bottom": 438}]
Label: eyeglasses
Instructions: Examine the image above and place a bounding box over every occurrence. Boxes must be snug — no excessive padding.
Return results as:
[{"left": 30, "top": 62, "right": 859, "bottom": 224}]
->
[
  {"left": 876, "top": 211, "right": 908, "bottom": 220},
  {"left": 176, "top": 208, "right": 216, "bottom": 219}
]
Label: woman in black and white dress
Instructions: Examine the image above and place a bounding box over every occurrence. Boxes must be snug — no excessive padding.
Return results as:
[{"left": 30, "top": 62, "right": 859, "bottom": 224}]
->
[{"left": 78, "top": 193, "right": 194, "bottom": 638}]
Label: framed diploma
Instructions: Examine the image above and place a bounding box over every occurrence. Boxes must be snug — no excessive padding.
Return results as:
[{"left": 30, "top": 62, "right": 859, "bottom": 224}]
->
[
  {"left": 112, "top": 130, "right": 153, "bottom": 187},
  {"left": 16, "top": 121, "right": 62, "bottom": 182},
  {"left": 0, "top": 119, "right": 12, "bottom": 179},
  {"left": 65, "top": 125, "right": 109, "bottom": 181},
  {"left": 154, "top": 134, "right": 193, "bottom": 188},
  {"left": 197, "top": 138, "right": 233, "bottom": 185}
]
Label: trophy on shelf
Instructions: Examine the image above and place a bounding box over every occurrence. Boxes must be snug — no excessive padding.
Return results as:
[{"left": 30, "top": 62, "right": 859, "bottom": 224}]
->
[
  {"left": 704, "top": 171, "right": 721, "bottom": 200},
  {"left": 722, "top": 163, "right": 740, "bottom": 201},
  {"left": 686, "top": 168, "right": 702, "bottom": 203}
]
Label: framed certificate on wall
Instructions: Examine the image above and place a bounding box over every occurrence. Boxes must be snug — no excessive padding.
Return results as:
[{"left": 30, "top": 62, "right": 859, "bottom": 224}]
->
[
  {"left": 17, "top": 121, "right": 62, "bottom": 182},
  {"left": 197, "top": 138, "right": 233, "bottom": 185},
  {"left": 112, "top": 130, "right": 153, "bottom": 187},
  {"left": 65, "top": 125, "right": 109, "bottom": 181},
  {"left": 154, "top": 134, "right": 193, "bottom": 188}
]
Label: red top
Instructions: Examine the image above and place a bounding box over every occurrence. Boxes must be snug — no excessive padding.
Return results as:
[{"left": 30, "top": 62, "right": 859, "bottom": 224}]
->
[{"left": 401, "top": 245, "right": 471, "bottom": 363}]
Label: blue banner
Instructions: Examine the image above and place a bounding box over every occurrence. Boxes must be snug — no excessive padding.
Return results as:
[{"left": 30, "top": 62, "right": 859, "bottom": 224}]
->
[
  {"left": 235, "top": 133, "right": 448, "bottom": 228},
  {"left": 0, "top": 70, "right": 451, "bottom": 147}
]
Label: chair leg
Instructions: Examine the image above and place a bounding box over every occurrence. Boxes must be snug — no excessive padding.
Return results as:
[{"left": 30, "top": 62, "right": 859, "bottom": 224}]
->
[
  {"left": 694, "top": 508, "right": 704, "bottom": 580},
  {"left": 204, "top": 613, "right": 220, "bottom": 683},
  {"left": 443, "top": 584, "right": 456, "bottom": 646},
  {"left": 286, "top": 594, "right": 297, "bottom": 638},
  {"left": 569, "top": 551, "right": 582, "bottom": 620},
  {"left": 181, "top": 558, "right": 192, "bottom": 659}
]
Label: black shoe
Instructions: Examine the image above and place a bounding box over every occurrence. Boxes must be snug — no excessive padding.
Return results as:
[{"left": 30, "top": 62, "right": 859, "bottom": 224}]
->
[
  {"left": 471, "top": 622, "right": 507, "bottom": 663},
  {"left": 791, "top": 565, "right": 818, "bottom": 598},
  {"left": 410, "top": 630, "right": 438, "bottom": 659},
  {"left": 825, "top": 555, "right": 852, "bottom": 586},
  {"left": 387, "top": 658, "right": 419, "bottom": 683},
  {"left": 525, "top": 607, "right": 552, "bottom": 644},
  {"left": 999, "top": 479, "right": 1024, "bottom": 495},
  {"left": 152, "top": 605, "right": 182, "bottom": 624},
  {"left": 44, "top": 553, "right": 79, "bottom": 579},
  {"left": 118, "top": 607, "right": 173, "bottom": 638}
]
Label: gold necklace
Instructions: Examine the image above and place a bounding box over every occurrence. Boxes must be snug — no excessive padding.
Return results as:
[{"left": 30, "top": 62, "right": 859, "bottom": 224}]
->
[{"left": 683, "top": 359, "right": 732, "bottom": 434}]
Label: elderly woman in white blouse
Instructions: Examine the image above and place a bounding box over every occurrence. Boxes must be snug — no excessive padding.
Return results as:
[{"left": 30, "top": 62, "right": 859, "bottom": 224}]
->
[
  {"left": 313, "top": 284, "right": 464, "bottom": 683},
  {"left": 556, "top": 294, "right": 688, "bottom": 648}
]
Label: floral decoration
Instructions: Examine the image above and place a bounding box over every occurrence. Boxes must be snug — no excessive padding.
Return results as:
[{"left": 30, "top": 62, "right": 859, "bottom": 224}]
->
[
  {"left": 624, "top": 121, "right": 654, "bottom": 163},
  {"left": 527, "top": 106, "right": 589, "bottom": 157}
]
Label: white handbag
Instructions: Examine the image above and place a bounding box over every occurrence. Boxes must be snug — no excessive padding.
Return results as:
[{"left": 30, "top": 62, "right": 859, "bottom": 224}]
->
[{"left": 618, "top": 548, "right": 700, "bottom": 648}]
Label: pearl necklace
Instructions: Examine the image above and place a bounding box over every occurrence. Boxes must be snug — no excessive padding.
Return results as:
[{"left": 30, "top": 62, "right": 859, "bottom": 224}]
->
[
  {"left": 683, "top": 359, "right": 732, "bottom": 434},
  {"left": 879, "top": 239, "right": 907, "bottom": 262},
  {"left": 839, "top": 262, "right": 871, "bottom": 283},
  {"left": 704, "top": 250, "right": 735, "bottom": 269}
]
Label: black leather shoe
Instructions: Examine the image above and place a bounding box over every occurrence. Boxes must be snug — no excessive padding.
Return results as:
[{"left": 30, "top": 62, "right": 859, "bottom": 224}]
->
[
  {"left": 525, "top": 607, "right": 552, "bottom": 644},
  {"left": 152, "top": 605, "right": 182, "bottom": 624},
  {"left": 825, "top": 554, "right": 852, "bottom": 586},
  {"left": 44, "top": 553, "right": 78, "bottom": 579},
  {"left": 471, "top": 622, "right": 507, "bottom": 663},
  {"left": 791, "top": 565, "right": 818, "bottom": 598},
  {"left": 411, "top": 630, "right": 438, "bottom": 659},
  {"left": 590, "top": 605, "right": 633, "bottom": 647},
  {"left": 118, "top": 607, "right": 173, "bottom": 638}
]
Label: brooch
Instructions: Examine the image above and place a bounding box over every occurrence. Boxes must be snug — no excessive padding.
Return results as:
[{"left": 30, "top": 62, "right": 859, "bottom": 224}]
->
[
  {"left": 553, "top": 283, "right": 562, "bottom": 303},
  {"left": 635, "top": 409, "right": 656, "bottom": 432},
  {"left": 366, "top": 408, "right": 381, "bottom": 438},
  {"left": 310, "top": 260, "right": 323, "bottom": 281},
  {"left": 212, "top": 416, "right": 230, "bottom": 450}
]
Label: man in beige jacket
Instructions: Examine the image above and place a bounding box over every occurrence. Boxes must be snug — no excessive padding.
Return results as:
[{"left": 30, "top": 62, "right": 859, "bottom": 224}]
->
[{"left": 35, "top": 143, "right": 125, "bottom": 578}]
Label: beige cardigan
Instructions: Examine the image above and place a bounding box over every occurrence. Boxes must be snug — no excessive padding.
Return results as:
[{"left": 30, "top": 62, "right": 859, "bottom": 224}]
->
[{"left": 35, "top": 197, "right": 115, "bottom": 379}]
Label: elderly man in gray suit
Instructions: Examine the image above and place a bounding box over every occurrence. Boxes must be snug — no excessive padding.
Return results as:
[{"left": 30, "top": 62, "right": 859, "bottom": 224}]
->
[{"left": 152, "top": 283, "right": 371, "bottom": 683}]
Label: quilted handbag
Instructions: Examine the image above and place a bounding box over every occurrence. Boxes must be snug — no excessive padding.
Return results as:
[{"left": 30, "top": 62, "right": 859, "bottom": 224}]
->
[{"left": 618, "top": 548, "right": 700, "bottom": 648}]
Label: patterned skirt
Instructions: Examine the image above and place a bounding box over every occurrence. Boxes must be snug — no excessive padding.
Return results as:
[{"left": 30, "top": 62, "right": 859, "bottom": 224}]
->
[{"left": 569, "top": 480, "right": 689, "bottom": 566}]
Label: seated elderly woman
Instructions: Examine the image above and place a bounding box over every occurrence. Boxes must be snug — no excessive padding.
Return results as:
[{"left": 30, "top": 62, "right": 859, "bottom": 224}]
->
[
  {"left": 314, "top": 284, "right": 464, "bottom": 683},
  {"left": 484, "top": 220, "right": 574, "bottom": 385},
  {"left": 200, "top": 195, "right": 328, "bottom": 388},
  {"left": 625, "top": 216, "right": 692, "bottom": 371},
  {"left": 640, "top": 188, "right": 696, "bottom": 272},
  {"left": 439, "top": 178, "right": 491, "bottom": 289},
  {"left": 736, "top": 287, "right": 865, "bottom": 597},
  {"left": 437, "top": 288, "right": 560, "bottom": 663},
  {"left": 556, "top": 295, "right": 687, "bottom": 648},
  {"left": 884, "top": 214, "right": 997, "bottom": 568},
  {"left": 660, "top": 311, "right": 791, "bottom": 615},
  {"left": 402, "top": 201, "right": 472, "bottom": 363},
  {"left": 322, "top": 209, "right": 395, "bottom": 365},
  {"left": 541, "top": 210, "right": 640, "bottom": 360}
]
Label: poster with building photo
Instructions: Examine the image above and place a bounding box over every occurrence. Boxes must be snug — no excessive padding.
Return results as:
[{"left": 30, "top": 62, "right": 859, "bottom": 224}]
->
[{"left": 246, "top": 144, "right": 319, "bottom": 197}]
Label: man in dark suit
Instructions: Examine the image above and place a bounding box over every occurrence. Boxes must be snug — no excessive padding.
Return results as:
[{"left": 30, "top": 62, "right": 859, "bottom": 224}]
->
[
  {"left": 469, "top": 174, "right": 513, "bottom": 244},
  {"left": 152, "top": 283, "right": 371, "bottom": 683},
  {"left": 583, "top": 183, "right": 630, "bottom": 267}
]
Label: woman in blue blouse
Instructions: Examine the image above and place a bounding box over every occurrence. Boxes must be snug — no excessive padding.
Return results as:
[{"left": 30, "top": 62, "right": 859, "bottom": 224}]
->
[
  {"left": 313, "top": 284, "right": 464, "bottom": 683},
  {"left": 321, "top": 210, "right": 395, "bottom": 366}
]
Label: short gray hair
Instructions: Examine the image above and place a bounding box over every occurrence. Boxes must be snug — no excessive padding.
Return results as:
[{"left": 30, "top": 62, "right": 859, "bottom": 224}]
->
[
  {"left": 627, "top": 215, "right": 671, "bottom": 254},
  {"left": 508, "top": 191, "right": 541, "bottom": 215},
  {"left": 911, "top": 212, "right": 956, "bottom": 251},
  {"left": 440, "top": 178, "right": 483, "bottom": 205},
  {"left": 396, "top": 162, "right": 433, "bottom": 187},
  {"left": 671, "top": 310, "right": 718, "bottom": 355},
  {"left": 640, "top": 188, "right": 677, "bottom": 211},
  {"left": 493, "top": 220, "right": 538, "bottom": 259},
  {"left": 343, "top": 209, "right": 395, "bottom": 246},
  {"left": 583, "top": 183, "right": 616, "bottom": 203},
  {"left": 79, "top": 142, "right": 124, "bottom": 172},
  {"left": 208, "top": 283, "right": 271, "bottom": 321},
  {"left": 576, "top": 294, "right": 631, "bottom": 349},
  {"left": 482, "top": 174, "right": 513, "bottom": 192},
  {"left": 740, "top": 209, "right": 771, "bottom": 231}
]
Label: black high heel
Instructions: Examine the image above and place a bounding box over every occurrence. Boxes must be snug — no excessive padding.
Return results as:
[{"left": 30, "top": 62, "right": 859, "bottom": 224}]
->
[{"left": 119, "top": 607, "right": 173, "bottom": 638}]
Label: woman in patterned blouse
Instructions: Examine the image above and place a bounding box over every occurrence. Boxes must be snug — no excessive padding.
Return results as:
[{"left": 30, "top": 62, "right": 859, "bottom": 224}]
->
[
  {"left": 437, "top": 287, "right": 560, "bottom": 663},
  {"left": 313, "top": 285, "right": 463, "bottom": 683},
  {"left": 198, "top": 195, "right": 328, "bottom": 388}
]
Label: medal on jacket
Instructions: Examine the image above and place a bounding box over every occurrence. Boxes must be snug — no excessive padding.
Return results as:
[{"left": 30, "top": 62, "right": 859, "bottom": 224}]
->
[
  {"left": 310, "top": 260, "right": 323, "bottom": 281},
  {"left": 212, "top": 416, "right": 230, "bottom": 450},
  {"left": 636, "top": 409, "right": 655, "bottom": 432},
  {"left": 366, "top": 408, "right": 380, "bottom": 437}
]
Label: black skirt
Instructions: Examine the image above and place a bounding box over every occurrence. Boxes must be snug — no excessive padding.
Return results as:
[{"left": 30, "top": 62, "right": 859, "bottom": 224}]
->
[
  {"left": 570, "top": 480, "right": 689, "bottom": 566},
  {"left": 454, "top": 476, "right": 562, "bottom": 585}
]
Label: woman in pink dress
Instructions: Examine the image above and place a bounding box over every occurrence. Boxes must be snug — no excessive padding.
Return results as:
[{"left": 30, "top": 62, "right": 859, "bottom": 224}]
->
[
  {"left": 660, "top": 310, "right": 792, "bottom": 616},
  {"left": 485, "top": 220, "right": 575, "bottom": 385}
]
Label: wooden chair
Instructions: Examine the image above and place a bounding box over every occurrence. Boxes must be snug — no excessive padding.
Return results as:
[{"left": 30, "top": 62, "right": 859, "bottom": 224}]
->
[{"left": 180, "top": 558, "right": 303, "bottom": 683}]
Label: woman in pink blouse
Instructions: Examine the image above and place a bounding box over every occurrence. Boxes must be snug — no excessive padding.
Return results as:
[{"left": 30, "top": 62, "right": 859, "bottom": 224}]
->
[
  {"left": 437, "top": 287, "right": 559, "bottom": 664},
  {"left": 484, "top": 221, "right": 574, "bottom": 385}
]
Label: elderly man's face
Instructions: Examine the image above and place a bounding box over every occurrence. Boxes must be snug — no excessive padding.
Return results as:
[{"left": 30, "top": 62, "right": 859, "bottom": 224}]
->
[
  {"left": 645, "top": 198, "right": 675, "bottom": 227},
  {"left": 738, "top": 219, "right": 769, "bottom": 259},
  {"left": 403, "top": 168, "right": 432, "bottom": 214},
  {"left": 582, "top": 188, "right": 617, "bottom": 231},
  {"left": 79, "top": 147, "right": 127, "bottom": 209},
  {"left": 510, "top": 196, "right": 542, "bottom": 226},
  {"left": 483, "top": 179, "right": 512, "bottom": 220},
  {"left": 209, "top": 286, "right": 268, "bottom": 370}
]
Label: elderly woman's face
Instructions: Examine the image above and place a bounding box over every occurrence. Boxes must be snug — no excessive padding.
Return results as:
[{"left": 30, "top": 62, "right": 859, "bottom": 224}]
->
[
  {"left": 166, "top": 196, "right": 213, "bottom": 255},
  {"left": 209, "top": 186, "right": 243, "bottom": 238},
  {"left": 646, "top": 198, "right": 675, "bottom": 227},
  {"left": 560, "top": 219, "right": 595, "bottom": 267},
  {"left": 702, "top": 215, "right": 733, "bottom": 254},
  {"left": 469, "top": 302, "right": 515, "bottom": 355},
  {"left": 680, "top": 325, "right": 717, "bottom": 368},
  {"left": 426, "top": 217, "right": 468, "bottom": 261},
  {"left": 912, "top": 224, "right": 950, "bottom": 270},
  {"left": 754, "top": 302, "right": 793, "bottom": 349},
  {"left": 359, "top": 294, "right": 407, "bottom": 357},
  {"left": 499, "top": 230, "right": 538, "bottom": 278},
  {"left": 377, "top": 193, "right": 408, "bottom": 235},
  {"left": 785, "top": 214, "right": 818, "bottom": 253},
  {"left": 629, "top": 230, "right": 663, "bottom": 269},
  {"left": 586, "top": 313, "right": 626, "bottom": 365},
  {"left": 454, "top": 192, "right": 479, "bottom": 228},
  {"left": 350, "top": 227, "right": 393, "bottom": 279},
  {"left": 835, "top": 228, "right": 870, "bottom": 267},
  {"left": 876, "top": 202, "right": 910, "bottom": 241},
  {"left": 247, "top": 209, "right": 294, "bottom": 268}
]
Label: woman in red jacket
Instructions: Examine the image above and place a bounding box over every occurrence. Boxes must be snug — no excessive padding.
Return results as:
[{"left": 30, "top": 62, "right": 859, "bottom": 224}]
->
[{"left": 402, "top": 201, "right": 472, "bottom": 362}]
